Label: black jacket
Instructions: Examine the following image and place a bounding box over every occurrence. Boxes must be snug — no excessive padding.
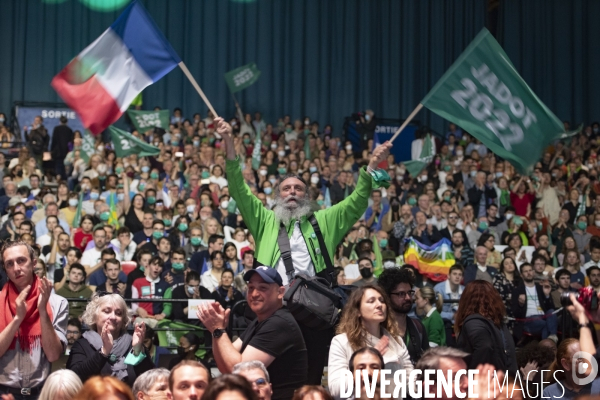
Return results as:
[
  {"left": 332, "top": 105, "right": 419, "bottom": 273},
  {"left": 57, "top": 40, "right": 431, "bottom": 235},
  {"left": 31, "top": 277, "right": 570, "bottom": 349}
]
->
[
  {"left": 405, "top": 317, "right": 430, "bottom": 365},
  {"left": 463, "top": 264, "right": 498, "bottom": 285},
  {"left": 51, "top": 124, "right": 74, "bottom": 159},
  {"left": 330, "top": 181, "right": 355, "bottom": 205},
  {"left": 25, "top": 126, "right": 49, "bottom": 155},
  {"left": 467, "top": 184, "right": 497, "bottom": 211},
  {"left": 512, "top": 282, "right": 554, "bottom": 337},
  {"left": 66, "top": 336, "right": 154, "bottom": 386},
  {"left": 456, "top": 314, "right": 517, "bottom": 374}
]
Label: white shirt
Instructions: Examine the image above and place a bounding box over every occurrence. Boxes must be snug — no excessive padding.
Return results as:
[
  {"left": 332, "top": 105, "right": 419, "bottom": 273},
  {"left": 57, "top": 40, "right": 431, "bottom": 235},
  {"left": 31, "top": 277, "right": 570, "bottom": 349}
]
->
[
  {"left": 201, "top": 270, "right": 220, "bottom": 293},
  {"left": 525, "top": 285, "right": 543, "bottom": 317},
  {"left": 36, "top": 233, "right": 51, "bottom": 248},
  {"left": 276, "top": 221, "right": 315, "bottom": 286},
  {"left": 81, "top": 247, "right": 102, "bottom": 269}
]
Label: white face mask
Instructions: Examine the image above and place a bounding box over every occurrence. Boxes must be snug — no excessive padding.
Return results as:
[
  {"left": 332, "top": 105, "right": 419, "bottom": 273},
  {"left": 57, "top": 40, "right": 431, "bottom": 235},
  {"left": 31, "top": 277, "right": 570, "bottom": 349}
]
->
[
  {"left": 271, "top": 143, "right": 278, "bottom": 150},
  {"left": 311, "top": 176, "right": 320, "bottom": 184},
  {"left": 278, "top": 150, "right": 286, "bottom": 158},
  {"left": 595, "top": 221, "right": 600, "bottom": 228},
  {"left": 345, "top": 145, "right": 352, "bottom": 151},
  {"left": 420, "top": 175, "right": 428, "bottom": 182},
  {"left": 187, "top": 205, "right": 196, "bottom": 213},
  {"left": 259, "top": 169, "right": 268, "bottom": 176},
  {"left": 220, "top": 200, "right": 229, "bottom": 209},
  {"left": 505, "top": 213, "right": 514, "bottom": 220},
  {"left": 456, "top": 150, "right": 464, "bottom": 156}
]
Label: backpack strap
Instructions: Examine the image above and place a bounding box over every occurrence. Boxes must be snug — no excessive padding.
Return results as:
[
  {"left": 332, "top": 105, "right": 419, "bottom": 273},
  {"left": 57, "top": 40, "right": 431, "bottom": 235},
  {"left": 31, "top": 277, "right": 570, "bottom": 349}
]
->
[
  {"left": 277, "top": 223, "right": 295, "bottom": 282},
  {"left": 308, "top": 214, "right": 336, "bottom": 287}
]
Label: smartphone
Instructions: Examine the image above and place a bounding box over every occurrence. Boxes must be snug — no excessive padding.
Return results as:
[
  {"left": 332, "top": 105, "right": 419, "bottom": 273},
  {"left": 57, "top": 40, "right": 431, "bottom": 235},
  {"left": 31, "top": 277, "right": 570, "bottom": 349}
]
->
[{"left": 175, "top": 152, "right": 184, "bottom": 158}]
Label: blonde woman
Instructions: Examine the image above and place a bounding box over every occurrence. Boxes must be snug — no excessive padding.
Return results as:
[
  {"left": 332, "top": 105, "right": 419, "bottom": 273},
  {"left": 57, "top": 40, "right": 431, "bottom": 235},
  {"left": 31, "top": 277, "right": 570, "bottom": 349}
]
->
[
  {"left": 415, "top": 287, "right": 446, "bottom": 347},
  {"left": 328, "top": 285, "right": 413, "bottom": 399},
  {"left": 38, "top": 370, "right": 82, "bottom": 400},
  {"left": 202, "top": 217, "right": 223, "bottom": 246}
]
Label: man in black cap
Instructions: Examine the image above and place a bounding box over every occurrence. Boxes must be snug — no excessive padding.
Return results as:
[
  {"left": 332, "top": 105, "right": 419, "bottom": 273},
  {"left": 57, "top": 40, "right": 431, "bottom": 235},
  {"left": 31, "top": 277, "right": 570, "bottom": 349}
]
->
[{"left": 197, "top": 266, "right": 307, "bottom": 400}]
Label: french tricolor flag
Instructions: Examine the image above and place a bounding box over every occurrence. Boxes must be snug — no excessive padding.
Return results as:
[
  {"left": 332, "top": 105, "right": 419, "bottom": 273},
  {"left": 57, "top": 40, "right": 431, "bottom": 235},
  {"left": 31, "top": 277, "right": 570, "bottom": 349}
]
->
[{"left": 51, "top": 1, "right": 180, "bottom": 135}]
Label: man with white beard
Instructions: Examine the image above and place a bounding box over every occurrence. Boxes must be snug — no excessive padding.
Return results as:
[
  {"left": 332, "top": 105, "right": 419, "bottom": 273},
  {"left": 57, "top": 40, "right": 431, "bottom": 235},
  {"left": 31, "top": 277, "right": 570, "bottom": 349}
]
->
[{"left": 217, "top": 117, "right": 392, "bottom": 385}]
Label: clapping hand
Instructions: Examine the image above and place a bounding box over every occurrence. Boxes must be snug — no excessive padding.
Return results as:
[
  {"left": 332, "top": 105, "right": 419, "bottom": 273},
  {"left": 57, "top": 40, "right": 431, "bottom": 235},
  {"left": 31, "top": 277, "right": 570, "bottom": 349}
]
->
[
  {"left": 132, "top": 321, "right": 146, "bottom": 355},
  {"left": 15, "top": 285, "right": 31, "bottom": 322},
  {"left": 100, "top": 320, "right": 114, "bottom": 355},
  {"left": 197, "top": 302, "right": 230, "bottom": 333},
  {"left": 38, "top": 277, "right": 52, "bottom": 312}
]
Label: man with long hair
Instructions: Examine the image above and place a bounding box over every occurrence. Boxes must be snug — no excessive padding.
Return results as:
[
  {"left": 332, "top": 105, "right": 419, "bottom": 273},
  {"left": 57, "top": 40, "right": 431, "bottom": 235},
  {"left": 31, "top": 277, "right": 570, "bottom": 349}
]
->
[{"left": 217, "top": 117, "right": 393, "bottom": 384}]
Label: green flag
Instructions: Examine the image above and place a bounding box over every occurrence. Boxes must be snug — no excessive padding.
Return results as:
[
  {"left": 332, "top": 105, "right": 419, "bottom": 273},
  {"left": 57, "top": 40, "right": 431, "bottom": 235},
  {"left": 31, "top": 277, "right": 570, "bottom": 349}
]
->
[
  {"left": 109, "top": 126, "right": 160, "bottom": 158},
  {"left": 72, "top": 192, "right": 84, "bottom": 228},
  {"left": 224, "top": 63, "right": 261, "bottom": 93},
  {"left": 127, "top": 109, "right": 170, "bottom": 133},
  {"left": 79, "top": 130, "right": 97, "bottom": 163},
  {"left": 251, "top": 133, "right": 262, "bottom": 170},
  {"left": 421, "top": 28, "right": 565, "bottom": 174},
  {"left": 404, "top": 134, "right": 434, "bottom": 177}
]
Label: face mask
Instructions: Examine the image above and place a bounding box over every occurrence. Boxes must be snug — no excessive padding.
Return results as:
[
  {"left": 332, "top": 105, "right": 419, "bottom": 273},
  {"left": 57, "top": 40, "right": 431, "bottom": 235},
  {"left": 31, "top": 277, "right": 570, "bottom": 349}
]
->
[
  {"left": 152, "top": 231, "right": 163, "bottom": 240},
  {"left": 100, "top": 211, "right": 110, "bottom": 222},
  {"left": 193, "top": 140, "right": 200, "bottom": 147},
  {"left": 278, "top": 150, "right": 286, "bottom": 158},
  {"left": 147, "top": 196, "right": 156, "bottom": 205},
  {"left": 201, "top": 171, "right": 210, "bottom": 179},
  {"left": 172, "top": 141, "right": 179, "bottom": 146},
  {"left": 178, "top": 223, "right": 188, "bottom": 232},
  {"left": 0, "top": 118, "right": 4, "bottom": 123},
  {"left": 309, "top": 166, "right": 317, "bottom": 173},
  {"left": 187, "top": 286, "right": 196, "bottom": 295},
  {"left": 495, "top": 172, "right": 503, "bottom": 178},
  {"left": 384, "top": 260, "right": 396, "bottom": 269},
  {"left": 141, "top": 166, "right": 150, "bottom": 173},
  {"left": 271, "top": 143, "right": 278, "bottom": 150},
  {"left": 150, "top": 172, "right": 159, "bottom": 180},
  {"left": 360, "top": 268, "right": 373, "bottom": 279},
  {"left": 420, "top": 175, "right": 428, "bottom": 182},
  {"left": 311, "top": 176, "right": 320, "bottom": 184},
  {"left": 505, "top": 213, "right": 514, "bottom": 220},
  {"left": 126, "top": 171, "right": 134, "bottom": 178},
  {"left": 285, "top": 128, "right": 292, "bottom": 133},
  {"left": 304, "top": 119, "right": 310, "bottom": 125},
  {"left": 269, "top": 178, "right": 277, "bottom": 185},
  {"left": 595, "top": 221, "right": 600, "bottom": 228},
  {"left": 443, "top": 165, "right": 452, "bottom": 172},
  {"left": 317, "top": 199, "right": 324, "bottom": 206},
  {"left": 68, "top": 199, "right": 78, "bottom": 207},
  {"left": 470, "top": 170, "right": 477, "bottom": 177},
  {"left": 365, "top": 114, "right": 371, "bottom": 122},
  {"left": 117, "top": 193, "right": 124, "bottom": 202},
  {"left": 186, "top": 205, "right": 196, "bottom": 213},
  {"left": 379, "top": 239, "right": 388, "bottom": 248},
  {"left": 172, "top": 262, "right": 185, "bottom": 271},
  {"left": 557, "top": 159, "right": 564, "bottom": 165},
  {"left": 163, "top": 219, "right": 172, "bottom": 227},
  {"left": 578, "top": 221, "right": 588, "bottom": 230},
  {"left": 345, "top": 145, "right": 352, "bottom": 152},
  {"left": 408, "top": 198, "right": 417, "bottom": 206},
  {"left": 443, "top": 196, "right": 451, "bottom": 202},
  {"left": 243, "top": 138, "right": 251, "bottom": 145},
  {"left": 138, "top": 183, "right": 146, "bottom": 191},
  {"left": 90, "top": 192, "right": 99, "bottom": 200},
  {"left": 479, "top": 221, "right": 489, "bottom": 231},
  {"left": 278, "top": 168, "right": 286, "bottom": 175},
  {"left": 220, "top": 200, "right": 229, "bottom": 209},
  {"left": 456, "top": 150, "right": 464, "bottom": 156},
  {"left": 264, "top": 187, "right": 272, "bottom": 195},
  {"left": 190, "top": 237, "right": 202, "bottom": 247}
]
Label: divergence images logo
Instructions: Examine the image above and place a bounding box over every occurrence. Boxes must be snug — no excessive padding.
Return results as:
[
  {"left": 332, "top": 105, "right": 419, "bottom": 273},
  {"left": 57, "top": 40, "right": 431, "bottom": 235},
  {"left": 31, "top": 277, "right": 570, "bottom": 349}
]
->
[{"left": 572, "top": 351, "right": 598, "bottom": 385}]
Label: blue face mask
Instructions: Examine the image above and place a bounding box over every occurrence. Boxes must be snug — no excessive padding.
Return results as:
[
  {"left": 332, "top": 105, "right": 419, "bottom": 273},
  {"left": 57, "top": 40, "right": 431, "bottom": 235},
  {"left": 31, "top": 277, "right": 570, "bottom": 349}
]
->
[
  {"left": 90, "top": 192, "right": 99, "bottom": 200},
  {"left": 264, "top": 187, "right": 272, "bottom": 195},
  {"left": 309, "top": 166, "right": 317, "bottom": 173},
  {"left": 117, "top": 193, "right": 124, "bottom": 202},
  {"left": 141, "top": 166, "right": 150, "bottom": 173}
]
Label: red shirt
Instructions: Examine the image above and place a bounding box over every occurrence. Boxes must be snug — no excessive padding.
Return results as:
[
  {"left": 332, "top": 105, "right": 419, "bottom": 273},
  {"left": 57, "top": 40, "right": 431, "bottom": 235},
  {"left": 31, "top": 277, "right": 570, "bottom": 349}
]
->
[
  {"left": 73, "top": 229, "right": 93, "bottom": 253},
  {"left": 509, "top": 192, "right": 535, "bottom": 217}
]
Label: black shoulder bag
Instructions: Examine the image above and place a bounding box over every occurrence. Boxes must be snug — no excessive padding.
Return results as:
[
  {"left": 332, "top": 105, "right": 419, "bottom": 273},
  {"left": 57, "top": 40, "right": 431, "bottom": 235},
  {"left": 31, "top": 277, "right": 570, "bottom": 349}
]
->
[{"left": 279, "top": 214, "right": 341, "bottom": 330}]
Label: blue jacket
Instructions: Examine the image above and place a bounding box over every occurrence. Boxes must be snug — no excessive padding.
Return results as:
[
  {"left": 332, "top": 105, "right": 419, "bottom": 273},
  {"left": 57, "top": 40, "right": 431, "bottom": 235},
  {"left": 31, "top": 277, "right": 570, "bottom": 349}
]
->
[{"left": 433, "top": 280, "right": 464, "bottom": 322}]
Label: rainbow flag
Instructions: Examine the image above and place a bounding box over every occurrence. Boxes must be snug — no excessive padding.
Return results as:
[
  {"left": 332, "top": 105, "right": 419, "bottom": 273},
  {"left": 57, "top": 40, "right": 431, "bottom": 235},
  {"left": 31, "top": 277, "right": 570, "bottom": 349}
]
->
[{"left": 403, "top": 238, "right": 455, "bottom": 282}]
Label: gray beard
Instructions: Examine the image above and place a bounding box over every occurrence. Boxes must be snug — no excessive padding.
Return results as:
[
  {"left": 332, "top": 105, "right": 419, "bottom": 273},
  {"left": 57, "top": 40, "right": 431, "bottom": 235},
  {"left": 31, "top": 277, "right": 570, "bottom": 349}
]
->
[{"left": 273, "top": 195, "right": 312, "bottom": 225}]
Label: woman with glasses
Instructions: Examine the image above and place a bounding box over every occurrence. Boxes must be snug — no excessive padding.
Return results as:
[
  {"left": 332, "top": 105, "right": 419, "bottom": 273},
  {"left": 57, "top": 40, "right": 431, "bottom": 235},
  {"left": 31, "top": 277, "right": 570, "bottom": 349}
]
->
[
  {"left": 66, "top": 293, "right": 154, "bottom": 385},
  {"left": 328, "top": 285, "right": 413, "bottom": 399},
  {"left": 201, "top": 250, "right": 225, "bottom": 292}
]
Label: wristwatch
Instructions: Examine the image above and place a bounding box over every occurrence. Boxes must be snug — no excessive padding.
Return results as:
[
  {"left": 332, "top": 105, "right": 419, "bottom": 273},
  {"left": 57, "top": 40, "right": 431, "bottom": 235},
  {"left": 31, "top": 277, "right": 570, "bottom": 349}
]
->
[{"left": 213, "top": 328, "right": 226, "bottom": 338}]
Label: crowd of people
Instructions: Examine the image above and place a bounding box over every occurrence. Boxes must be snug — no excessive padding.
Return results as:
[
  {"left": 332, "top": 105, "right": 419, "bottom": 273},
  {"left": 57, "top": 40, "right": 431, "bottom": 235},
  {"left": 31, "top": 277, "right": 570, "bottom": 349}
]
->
[{"left": 0, "top": 108, "right": 598, "bottom": 400}]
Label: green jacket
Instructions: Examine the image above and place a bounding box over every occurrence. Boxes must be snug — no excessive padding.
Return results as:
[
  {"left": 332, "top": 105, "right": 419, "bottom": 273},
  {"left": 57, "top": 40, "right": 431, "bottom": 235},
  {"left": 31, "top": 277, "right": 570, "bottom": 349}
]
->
[{"left": 226, "top": 158, "right": 374, "bottom": 274}]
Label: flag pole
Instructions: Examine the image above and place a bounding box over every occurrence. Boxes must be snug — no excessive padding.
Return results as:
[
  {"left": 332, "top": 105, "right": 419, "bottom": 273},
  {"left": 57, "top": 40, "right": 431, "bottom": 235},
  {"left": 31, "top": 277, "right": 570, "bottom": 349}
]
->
[
  {"left": 178, "top": 61, "right": 219, "bottom": 118},
  {"left": 389, "top": 103, "right": 424, "bottom": 143}
]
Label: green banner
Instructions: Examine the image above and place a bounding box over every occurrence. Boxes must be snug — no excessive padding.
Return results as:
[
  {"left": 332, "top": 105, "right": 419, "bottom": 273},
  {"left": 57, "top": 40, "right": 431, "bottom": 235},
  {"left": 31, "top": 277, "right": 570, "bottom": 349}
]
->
[
  {"left": 421, "top": 28, "right": 565, "bottom": 174},
  {"left": 127, "top": 109, "right": 170, "bottom": 133},
  {"left": 109, "top": 126, "right": 160, "bottom": 158},
  {"left": 224, "top": 63, "right": 261, "bottom": 93},
  {"left": 80, "top": 130, "right": 97, "bottom": 163}
]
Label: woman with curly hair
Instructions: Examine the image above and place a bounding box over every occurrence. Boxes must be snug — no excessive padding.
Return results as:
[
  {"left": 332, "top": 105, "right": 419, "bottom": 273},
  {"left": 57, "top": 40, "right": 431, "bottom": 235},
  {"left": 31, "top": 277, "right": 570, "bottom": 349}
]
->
[
  {"left": 454, "top": 280, "right": 517, "bottom": 374},
  {"left": 327, "top": 285, "right": 413, "bottom": 399}
]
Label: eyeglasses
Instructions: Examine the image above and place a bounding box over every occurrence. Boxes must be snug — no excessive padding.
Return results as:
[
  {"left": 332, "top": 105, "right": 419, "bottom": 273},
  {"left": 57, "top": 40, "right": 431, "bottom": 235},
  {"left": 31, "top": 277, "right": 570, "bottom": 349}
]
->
[
  {"left": 251, "top": 378, "right": 267, "bottom": 387},
  {"left": 390, "top": 290, "right": 415, "bottom": 298},
  {"left": 66, "top": 330, "right": 80, "bottom": 335}
]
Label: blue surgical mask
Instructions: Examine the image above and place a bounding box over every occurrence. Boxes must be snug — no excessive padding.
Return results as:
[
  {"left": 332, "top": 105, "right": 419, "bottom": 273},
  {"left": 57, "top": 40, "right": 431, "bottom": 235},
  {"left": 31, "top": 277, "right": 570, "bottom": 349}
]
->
[
  {"left": 90, "top": 192, "right": 99, "bottom": 200},
  {"left": 309, "top": 166, "right": 317, "bottom": 173},
  {"left": 264, "top": 187, "right": 272, "bottom": 195},
  {"left": 269, "top": 178, "right": 277, "bottom": 185},
  {"left": 117, "top": 193, "right": 124, "bottom": 201},
  {"left": 141, "top": 166, "right": 150, "bottom": 173}
]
